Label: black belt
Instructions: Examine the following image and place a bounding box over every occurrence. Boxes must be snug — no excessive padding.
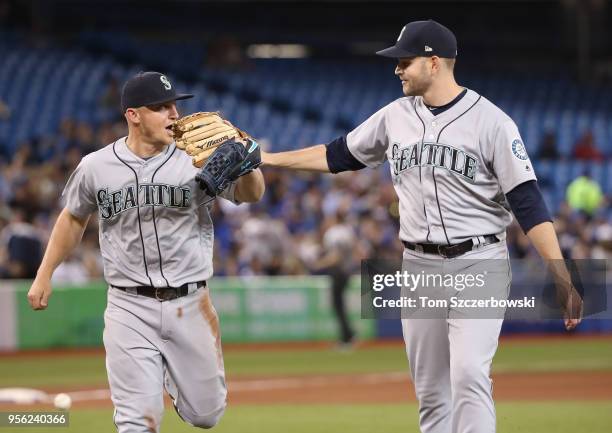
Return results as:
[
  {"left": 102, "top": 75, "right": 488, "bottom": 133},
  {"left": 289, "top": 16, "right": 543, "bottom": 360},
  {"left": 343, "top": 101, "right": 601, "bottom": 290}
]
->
[
  {"left": 112, "top": 281, "right": 206, "bottom": 301},
  {"left": 402, "top": 235, "right": 499, "bottom": 259}
]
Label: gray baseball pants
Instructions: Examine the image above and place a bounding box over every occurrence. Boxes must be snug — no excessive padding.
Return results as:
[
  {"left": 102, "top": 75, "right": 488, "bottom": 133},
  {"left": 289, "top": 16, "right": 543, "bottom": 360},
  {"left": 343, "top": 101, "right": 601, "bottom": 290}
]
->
[
  {"left": 103, "top": 285, "right": 227, "bottom": 433},
  {"left": 401, "top": 241, "right": 510, "bottom": 433}
]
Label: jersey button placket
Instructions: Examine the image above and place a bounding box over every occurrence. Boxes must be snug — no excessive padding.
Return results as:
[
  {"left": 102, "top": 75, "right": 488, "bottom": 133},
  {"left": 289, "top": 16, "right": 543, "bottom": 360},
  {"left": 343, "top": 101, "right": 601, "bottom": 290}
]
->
[
  {"left": 140, "top": 168, "right": 151, "bottom": 220},
  {"left": 419, "top": 136, "right": 435, "bottom": 240},
  {"left": 430, "top": 121, "right": 437, "bottom": 140},
  {"left": 142, "top": 196, "right": 152, "bottom": 220},
  {"left": 424, "top": 193, "right": 439, "bottom": 240}
]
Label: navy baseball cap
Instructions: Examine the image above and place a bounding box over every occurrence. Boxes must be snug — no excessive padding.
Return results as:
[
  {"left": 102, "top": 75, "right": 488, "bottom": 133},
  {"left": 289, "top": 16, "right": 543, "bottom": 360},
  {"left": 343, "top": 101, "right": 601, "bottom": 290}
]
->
[
  {"left": 120, "top": 71, "right": 193, "bottom": 112},
  {"left": 376, "top": 20, "right": 457, "bottom": 59}
]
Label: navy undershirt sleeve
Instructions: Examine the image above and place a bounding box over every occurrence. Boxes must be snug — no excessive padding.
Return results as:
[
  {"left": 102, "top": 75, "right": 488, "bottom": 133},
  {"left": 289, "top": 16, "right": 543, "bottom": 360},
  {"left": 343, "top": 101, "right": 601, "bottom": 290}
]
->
[
  {"left": 325, "top": 136, "right": 366, "bottom": 173},
  {"left": 506, "top": 180, "right": 552, "bottom": 233}
]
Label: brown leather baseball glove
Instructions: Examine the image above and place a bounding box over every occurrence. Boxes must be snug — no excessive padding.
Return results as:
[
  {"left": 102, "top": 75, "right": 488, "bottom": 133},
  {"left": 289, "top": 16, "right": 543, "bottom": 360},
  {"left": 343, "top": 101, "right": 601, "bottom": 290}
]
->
[{"left": 172, "top": 111, "right": 250, "bottom": 167}]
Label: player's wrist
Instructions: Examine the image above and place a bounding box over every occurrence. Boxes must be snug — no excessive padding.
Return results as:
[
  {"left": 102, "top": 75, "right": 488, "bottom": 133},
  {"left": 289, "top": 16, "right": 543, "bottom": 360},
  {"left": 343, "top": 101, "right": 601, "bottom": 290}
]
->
[
  {"left": 35, "top": 266, "right": 53, "bottom": 281},
  {"left": 263, "top": 151, "right": 291, "bottom": 168},
  {"left": 260, "top": 150, "right": 275, "bottom": 167}
]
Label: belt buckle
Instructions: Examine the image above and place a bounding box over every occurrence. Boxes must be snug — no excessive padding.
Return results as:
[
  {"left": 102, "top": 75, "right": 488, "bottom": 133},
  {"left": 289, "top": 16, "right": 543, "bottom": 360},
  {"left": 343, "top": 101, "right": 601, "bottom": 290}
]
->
[
  {"left": 437, "top": 245, "right": 450, "bottom": 258},
  {"left": 155, "top": 287, "right": 177, "bottom": 302},
  {"left": 439, "top": 244, "right": 465, "bottom": 259}
]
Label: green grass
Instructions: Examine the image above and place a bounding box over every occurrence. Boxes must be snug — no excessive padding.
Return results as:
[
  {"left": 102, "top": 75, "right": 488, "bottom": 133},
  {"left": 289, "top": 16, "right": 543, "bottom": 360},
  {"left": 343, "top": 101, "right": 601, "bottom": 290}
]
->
[
  {"left": 0, "top": 338, "right": 611, "bottom": 388},
  {"left": 2, "top": 339, "right": 610, "bottom": 432},
  {"left": 0, "top": 354, "right": 108, "bottom": 388},
  {"left": 11, "top": 402, "right": 612, "bottom": 433},
  {"left": 492, "top": 339, "right": 612, "bottom": 373},
  {"left": 496, "top": 401, "right": 612, "bottom": 433},
  {"left": 224, "top": 338, "right": 612, "bottom": 376},
  {"left": 224, "top": 345, "right": 408, "bottom": 376}
]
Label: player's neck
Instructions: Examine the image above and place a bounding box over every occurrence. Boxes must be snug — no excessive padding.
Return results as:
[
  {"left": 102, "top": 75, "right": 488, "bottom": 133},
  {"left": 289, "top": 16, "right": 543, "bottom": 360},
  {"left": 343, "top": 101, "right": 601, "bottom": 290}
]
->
[
  {"left": 422, "top": 79, "right": 464, "bottom": 108},
  {"left": 125, "top": 134, "right": 164, "bottom": 159}
]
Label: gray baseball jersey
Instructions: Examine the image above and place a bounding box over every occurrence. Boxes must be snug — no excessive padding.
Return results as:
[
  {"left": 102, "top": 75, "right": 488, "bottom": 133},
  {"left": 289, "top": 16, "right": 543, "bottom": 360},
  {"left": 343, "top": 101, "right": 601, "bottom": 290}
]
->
[
  {"left": 347, "top": 88, "right": 536, "bottom": 245},
  {"left": 62, "top": 136, "right": 234, "bottom": 432},
  {"left": 346, "top": 88, "right": 535, "bottom": 433},
  {"left": 62, "top": 136, "right": 237, "bottom": 287}
]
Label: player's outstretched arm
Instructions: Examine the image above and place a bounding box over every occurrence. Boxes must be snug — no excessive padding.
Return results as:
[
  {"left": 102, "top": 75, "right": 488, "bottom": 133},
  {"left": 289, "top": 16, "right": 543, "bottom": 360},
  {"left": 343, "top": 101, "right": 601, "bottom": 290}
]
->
[
  {"left": 262, "top": 145, "right": 330, "bottom": 172},
  {"left": 235, "top": 168, "right": 265, "bottom": 203},
  {"left": 27, "top": 208, "right": 90, "bottom": 310},
  {"left": 526, "top": 221, "right": 582, "bottom": 331}
]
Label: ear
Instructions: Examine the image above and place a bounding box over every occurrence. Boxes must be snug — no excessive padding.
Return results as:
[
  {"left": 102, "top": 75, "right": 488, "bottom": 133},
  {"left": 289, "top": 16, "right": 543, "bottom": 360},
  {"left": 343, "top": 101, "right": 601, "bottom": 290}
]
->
[
  {"left": 125, "top": 108, "right": 140, "bottom": 124},
  {"left": 430, "top": 56, "right": 441, "bottom": 74}
]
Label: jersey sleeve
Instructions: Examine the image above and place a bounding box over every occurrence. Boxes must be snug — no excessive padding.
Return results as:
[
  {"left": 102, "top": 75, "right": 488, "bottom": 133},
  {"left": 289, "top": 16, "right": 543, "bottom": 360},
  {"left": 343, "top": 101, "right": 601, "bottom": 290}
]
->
[
  {"left": 491, "top": 119, "right": 537, "bottom": 193},
  {"left": 325, "top": 136, "right": 366, "bottom": 173},
  {"left": 346, "top": 104, "right": 390, "bottom": 168},
  {"left": 61, "top": 157, "right": 98, "bottom": 218},
  {"left": 506, "top": 180, "right": 552, "bottom": 233}
]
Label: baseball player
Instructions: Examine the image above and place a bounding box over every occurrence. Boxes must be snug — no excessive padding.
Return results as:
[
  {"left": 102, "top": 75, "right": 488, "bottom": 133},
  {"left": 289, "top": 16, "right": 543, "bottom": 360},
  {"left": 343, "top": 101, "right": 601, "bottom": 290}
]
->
[
  {"left": 261, "top": 20, "right": 582, "bottom": 433},
  {"left": 314, "top": 210, "right": 357, "bottom": 346},
  {"left": 27, "top": 71, "right": 265, "bottom": 433}
]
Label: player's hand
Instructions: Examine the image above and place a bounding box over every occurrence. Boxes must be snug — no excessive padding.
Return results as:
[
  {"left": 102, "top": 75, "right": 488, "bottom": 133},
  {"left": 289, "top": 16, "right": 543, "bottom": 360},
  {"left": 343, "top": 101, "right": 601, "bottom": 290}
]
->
[
  {"left": 27, "top": 276, "right": 52, "bottom": 310},
  {"left": 560, "top": 284, "right": 583, "bottom": 331}
]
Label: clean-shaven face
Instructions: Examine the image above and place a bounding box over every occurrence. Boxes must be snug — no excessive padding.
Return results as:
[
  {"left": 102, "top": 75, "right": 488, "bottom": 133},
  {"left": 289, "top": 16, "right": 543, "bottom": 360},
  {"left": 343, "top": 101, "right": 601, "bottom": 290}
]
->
[{"left": 137, "top": 101, "right": 179, "bottom": 146}]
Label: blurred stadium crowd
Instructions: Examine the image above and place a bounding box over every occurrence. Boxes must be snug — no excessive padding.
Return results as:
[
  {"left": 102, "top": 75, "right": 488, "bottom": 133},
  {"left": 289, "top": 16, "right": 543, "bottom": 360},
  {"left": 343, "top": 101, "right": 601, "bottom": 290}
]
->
[
  {"left": 0, "top": 109, "right": 609, "bottom": 282},
  {"left": 0, "top": 116, "right": 404, "bottom": 281},
  {"left": 0, "top": 23, "right": 611, "bottom": 282}
]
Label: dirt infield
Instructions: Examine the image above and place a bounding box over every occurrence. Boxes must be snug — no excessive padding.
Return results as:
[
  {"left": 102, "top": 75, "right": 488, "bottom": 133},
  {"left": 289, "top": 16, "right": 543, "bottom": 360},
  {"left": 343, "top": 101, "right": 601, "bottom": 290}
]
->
[
  {"left": 1, "top": 335, "right": 611, "bottom": 409},
  {"left": 1, "top": 369, "right": 610, "bottom": 410},
  {"left": 229, "top": 370, "right": 612, "bottom": 404}
]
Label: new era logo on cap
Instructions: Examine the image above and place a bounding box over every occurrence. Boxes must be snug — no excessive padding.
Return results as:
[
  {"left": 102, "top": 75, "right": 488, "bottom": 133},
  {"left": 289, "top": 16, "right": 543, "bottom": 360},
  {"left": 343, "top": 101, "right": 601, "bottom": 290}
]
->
[
  {"left": 397, "top": 25, "right": 407, "bottom": 42},
  {"left": 377, "top": 19, "right": 457, "bottom": 59}
]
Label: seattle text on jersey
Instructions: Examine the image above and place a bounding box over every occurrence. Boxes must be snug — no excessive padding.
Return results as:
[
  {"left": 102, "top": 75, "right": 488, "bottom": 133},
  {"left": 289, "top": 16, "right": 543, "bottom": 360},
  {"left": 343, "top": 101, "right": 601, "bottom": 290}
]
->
[
  {"left": 96, "top": 183, "right": 192, "bottom": 219},
  {"left": 391, "top": 141, "right": 479, "bottom": 182}
]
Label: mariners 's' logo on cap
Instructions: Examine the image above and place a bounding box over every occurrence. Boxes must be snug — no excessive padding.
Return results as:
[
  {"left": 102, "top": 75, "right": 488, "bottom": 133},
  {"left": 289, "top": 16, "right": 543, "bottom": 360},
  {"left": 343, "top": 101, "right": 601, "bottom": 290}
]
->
[
  {"left": 511, "top": 139, "right": 529, "bottom": 160},
  {"left": 160, "top": 75, "right": 172, "bottom": 90},
  {"left": 424, "top": 45, "right": 433, "bottom": 52}
]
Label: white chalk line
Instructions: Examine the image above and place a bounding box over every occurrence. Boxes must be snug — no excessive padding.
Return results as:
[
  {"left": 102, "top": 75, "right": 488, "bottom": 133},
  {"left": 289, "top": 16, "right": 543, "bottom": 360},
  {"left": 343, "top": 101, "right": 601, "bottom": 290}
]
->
[
  {"left": 229, "top": 372, "right": 409, "bottom": 391},
  {"left": 68, "top": 389, "right": 112, "bottom": 402},
  {"left": 47, "top": 371, "right": 411, "bottom": 402}
]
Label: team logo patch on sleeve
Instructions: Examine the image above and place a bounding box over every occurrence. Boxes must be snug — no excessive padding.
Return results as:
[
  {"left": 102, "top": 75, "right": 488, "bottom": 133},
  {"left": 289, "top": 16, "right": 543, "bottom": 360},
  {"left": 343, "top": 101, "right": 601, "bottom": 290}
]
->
[{"left": 511, "top": 139, "right": 529, "bottom": 160}]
